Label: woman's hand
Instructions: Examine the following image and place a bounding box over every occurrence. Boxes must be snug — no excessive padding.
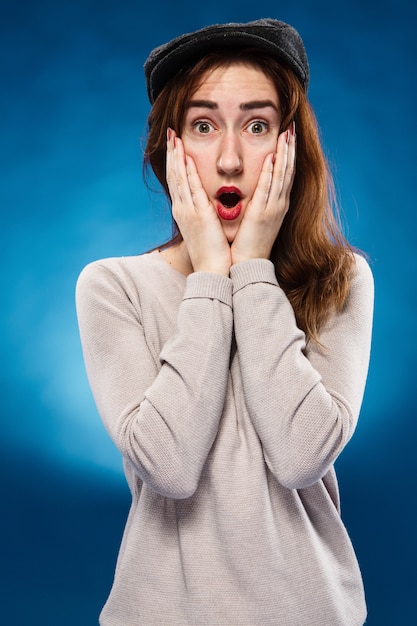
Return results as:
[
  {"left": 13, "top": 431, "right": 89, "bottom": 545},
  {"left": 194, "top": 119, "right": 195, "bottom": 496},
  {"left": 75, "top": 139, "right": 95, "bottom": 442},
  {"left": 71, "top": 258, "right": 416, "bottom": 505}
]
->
[
  {"left": 166, "top": 128, "right": 232, "bottom": 276},
  {"left": 231, "top": 124, "right": 296, "bottom": 265}
]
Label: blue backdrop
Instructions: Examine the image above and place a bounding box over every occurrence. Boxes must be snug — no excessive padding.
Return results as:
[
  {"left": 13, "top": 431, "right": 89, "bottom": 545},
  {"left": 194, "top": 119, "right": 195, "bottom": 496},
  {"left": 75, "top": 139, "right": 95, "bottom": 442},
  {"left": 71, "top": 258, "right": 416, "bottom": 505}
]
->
[{"left": 1, "top": 1, "right": 416, "bottom": 624}]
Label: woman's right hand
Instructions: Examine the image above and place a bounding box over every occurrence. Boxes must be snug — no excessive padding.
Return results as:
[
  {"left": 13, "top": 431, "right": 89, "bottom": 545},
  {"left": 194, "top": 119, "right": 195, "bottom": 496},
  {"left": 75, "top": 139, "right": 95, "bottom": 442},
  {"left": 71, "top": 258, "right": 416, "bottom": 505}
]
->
[{"left": 166, "top": 128, "right": 232, "bottom": 277}]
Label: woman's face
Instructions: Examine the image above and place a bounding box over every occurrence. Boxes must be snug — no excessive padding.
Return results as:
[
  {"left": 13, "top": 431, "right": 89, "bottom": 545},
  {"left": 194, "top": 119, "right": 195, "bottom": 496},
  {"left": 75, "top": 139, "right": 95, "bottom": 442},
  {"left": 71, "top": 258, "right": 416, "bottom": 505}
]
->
[{"left": 181, "top": 62, "right": 282, "bottom": 243}]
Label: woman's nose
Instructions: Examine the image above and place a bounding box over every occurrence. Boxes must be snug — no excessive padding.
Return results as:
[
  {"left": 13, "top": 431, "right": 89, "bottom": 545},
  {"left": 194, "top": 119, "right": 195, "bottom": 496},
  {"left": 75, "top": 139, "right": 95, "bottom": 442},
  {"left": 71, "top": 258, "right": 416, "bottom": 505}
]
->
[{"left": 216, "top": 134, "right": 243, "bottom": 175}]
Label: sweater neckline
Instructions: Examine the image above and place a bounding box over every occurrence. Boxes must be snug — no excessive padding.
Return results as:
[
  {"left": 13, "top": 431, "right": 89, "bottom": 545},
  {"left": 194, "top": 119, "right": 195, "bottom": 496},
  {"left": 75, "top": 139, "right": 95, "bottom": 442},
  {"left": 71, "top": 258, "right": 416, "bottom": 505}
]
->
[{"left": 151, "top": 249, "right": 188, "bottom": 284}]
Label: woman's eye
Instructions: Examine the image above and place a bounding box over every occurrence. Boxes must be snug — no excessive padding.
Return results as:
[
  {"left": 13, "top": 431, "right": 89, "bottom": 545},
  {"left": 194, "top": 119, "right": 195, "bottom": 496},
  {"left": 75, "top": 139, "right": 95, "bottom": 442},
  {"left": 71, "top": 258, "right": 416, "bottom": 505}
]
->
[
  {"left": 194, "top": 121, "right": 213, "bottom": 134},
  {"left": 248, "top": 121, "right": 268, "bottom": 134}
]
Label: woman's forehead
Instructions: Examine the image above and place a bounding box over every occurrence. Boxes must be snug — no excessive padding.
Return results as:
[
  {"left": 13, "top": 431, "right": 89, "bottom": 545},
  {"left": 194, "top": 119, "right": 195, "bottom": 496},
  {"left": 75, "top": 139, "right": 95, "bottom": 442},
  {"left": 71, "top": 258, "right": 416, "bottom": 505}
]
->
[{"left": 190, "top": 63, "right": 279, "bottom": 101}]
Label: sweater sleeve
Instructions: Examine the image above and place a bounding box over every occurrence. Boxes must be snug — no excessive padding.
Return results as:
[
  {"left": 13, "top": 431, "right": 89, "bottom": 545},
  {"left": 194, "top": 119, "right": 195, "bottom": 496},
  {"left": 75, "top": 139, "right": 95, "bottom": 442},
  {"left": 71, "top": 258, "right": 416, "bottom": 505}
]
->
[
  {"left": 230, "top": 254, "right": 374, "bottom": 490},
  {"left": 76, "top": 261, "right": 233, "bottom": 499}
]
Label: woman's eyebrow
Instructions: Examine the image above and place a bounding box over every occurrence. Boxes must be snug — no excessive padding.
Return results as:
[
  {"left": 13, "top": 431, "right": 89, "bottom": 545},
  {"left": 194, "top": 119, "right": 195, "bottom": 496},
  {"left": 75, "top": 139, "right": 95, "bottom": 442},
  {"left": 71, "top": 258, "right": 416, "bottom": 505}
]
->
[
  {"left": 240, "top": 100, "right": 278, "bottom": 111},
  {"left": 186, "top": 99, "right": 278, "bottom": 111},
  {"left": 186, "top": 100, "right": 218, "bottom": 110}
]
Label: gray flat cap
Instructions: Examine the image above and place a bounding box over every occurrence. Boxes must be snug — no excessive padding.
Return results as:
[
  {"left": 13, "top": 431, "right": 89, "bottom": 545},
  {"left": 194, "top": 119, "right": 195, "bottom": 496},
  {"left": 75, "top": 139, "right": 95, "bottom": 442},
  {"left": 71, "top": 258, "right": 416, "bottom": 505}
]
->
[{"left": 144, "top": 18, "right": 310, "bottom": 104}]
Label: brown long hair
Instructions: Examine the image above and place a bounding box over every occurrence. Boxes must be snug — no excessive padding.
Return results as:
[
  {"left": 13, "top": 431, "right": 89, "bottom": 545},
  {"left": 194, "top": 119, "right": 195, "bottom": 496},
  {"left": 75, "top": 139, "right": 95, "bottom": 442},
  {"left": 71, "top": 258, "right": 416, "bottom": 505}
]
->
[{"left": 143, "top": 48, "right": 356, "bottom": 343}]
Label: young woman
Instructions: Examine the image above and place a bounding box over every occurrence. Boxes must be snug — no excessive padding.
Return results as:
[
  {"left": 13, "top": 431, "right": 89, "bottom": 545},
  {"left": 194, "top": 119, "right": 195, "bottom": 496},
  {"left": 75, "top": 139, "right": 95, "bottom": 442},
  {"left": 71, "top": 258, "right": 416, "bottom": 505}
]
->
[{"left": 76, "top": 18, "right": 373, "bottom": 626}]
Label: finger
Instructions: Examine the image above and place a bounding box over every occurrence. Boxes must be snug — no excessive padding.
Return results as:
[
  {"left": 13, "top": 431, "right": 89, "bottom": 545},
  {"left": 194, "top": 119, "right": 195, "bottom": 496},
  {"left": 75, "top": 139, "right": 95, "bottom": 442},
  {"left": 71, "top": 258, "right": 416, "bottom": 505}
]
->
[
  {"left": 283, "top": 125, "right": 296, "bottom": 202},
  {"left": 172, "top": 136, "right": 194, "bottom": 206},
  {"left": 268, "top": 130, "right": 290, "bottom": 200},
  {"left": 186, "top": 154, "right": 212, "bottom": 212},
  {"left": 268, "top": 126, "right": 297, "bottom": 208},
  {"left": 166, "top": 131, "right": 194, "bottom": 209},
  {"left": 248, "top": 152, "right": 275, "bottom": 211},
  {"left": 166, "top": 128, "right": 181, "bottom": 203}
]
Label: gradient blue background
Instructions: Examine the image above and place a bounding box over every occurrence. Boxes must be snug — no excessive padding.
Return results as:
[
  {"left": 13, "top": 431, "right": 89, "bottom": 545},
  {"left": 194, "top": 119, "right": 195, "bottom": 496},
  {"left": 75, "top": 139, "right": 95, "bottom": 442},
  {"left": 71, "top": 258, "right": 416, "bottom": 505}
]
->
[{"left": 1, "top": 1, "right": 416, "bottom": 624}]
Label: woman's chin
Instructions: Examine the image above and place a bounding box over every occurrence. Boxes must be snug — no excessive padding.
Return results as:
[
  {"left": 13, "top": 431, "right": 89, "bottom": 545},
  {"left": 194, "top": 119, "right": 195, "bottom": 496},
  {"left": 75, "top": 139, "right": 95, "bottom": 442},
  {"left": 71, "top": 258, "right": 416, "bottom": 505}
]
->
[
  {"left": 221, "top": 219, "right": 242, "bottom": 245},
  {"left": 222, "top": 224, "right": 239, "bottom": 244}
]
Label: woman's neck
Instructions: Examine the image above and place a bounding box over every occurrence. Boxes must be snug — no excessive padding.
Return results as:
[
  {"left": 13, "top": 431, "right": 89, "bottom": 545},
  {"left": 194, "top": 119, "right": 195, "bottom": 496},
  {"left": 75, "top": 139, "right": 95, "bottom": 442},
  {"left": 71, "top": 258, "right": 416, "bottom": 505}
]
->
[{"left": 159, "top": 241, "right": 194, "bottom": 276}]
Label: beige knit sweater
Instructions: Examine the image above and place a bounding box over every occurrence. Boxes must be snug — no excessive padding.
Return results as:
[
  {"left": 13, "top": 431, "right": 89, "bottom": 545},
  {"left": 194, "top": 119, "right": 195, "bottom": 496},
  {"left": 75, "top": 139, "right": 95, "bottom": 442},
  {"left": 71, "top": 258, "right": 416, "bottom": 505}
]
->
[{"left": 76, "top": 251, "right": 373, "bottom": 626}]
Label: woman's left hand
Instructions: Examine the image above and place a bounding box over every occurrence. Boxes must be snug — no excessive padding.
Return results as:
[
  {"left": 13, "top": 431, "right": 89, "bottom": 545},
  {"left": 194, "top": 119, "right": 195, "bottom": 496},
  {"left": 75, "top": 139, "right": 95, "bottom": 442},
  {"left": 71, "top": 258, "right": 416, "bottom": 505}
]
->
[{"left": 231, "top": 125, "right": 296, "bottom": 265}]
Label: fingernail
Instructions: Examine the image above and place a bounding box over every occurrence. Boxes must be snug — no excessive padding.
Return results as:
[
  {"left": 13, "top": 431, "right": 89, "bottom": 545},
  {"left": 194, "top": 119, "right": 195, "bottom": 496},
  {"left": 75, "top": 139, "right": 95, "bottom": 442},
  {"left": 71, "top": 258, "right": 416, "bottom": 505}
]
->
[
  {"left": 290, "top": 121, "right": 296, "bottom": 137},
  {"left": 285, "top": 130, "right": 290, "bottom": 144}
]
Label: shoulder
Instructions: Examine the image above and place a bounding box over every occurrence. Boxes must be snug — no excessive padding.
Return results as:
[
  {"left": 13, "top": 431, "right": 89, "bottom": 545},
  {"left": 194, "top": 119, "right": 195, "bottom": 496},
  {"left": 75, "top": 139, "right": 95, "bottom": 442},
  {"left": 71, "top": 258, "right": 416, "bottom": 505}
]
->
[
  {"left": 75, "top": 253, "right": 166, "bottom": 328},
  {"left": 76, "top": 250, "right": 186, "bottom": 318},
  {"left": 343, "top": 252, "right": 374, "bottom": 321},
  {"left": 76, "top": 251, "right": 161, "bottom": 294},
  {"left": 313, "top": 252, "right": 374, "bottom": 348},
  {"left": 351, "top": 252, "right": 374, "bottom": 295},
  {"left": 75, "top": 253, "right": 163, "bottom": 315},
  {"left": 77, "top": 251, "right": 155, "bottom": 281}
]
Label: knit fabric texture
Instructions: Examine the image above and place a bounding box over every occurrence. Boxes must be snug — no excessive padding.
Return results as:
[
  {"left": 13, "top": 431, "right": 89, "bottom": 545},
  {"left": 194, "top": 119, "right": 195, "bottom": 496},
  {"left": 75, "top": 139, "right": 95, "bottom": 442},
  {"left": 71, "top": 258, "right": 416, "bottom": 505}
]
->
[{"left": 76, "top": 251, "right": 373, "bottom": 626}]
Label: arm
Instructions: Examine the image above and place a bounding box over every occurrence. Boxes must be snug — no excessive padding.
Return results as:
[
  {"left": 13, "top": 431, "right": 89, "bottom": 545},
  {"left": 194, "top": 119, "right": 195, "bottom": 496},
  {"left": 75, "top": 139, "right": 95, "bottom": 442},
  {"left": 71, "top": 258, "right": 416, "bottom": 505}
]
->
[
  {"left": 231, "top": 254, "right": 373, "bottom": 489},
  {"left": 76, "top": 261, "right": 233, "bottom": 499}
]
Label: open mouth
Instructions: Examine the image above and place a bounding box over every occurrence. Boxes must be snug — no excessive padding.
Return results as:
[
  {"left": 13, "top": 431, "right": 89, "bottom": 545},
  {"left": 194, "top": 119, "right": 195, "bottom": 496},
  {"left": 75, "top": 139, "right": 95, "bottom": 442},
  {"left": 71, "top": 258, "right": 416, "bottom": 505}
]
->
[
  {"left": 216, "top": 187, "right": 243, "bottom": 221},
  {"left": 218, "top": 192, "right": 241, "bottom": 208}
]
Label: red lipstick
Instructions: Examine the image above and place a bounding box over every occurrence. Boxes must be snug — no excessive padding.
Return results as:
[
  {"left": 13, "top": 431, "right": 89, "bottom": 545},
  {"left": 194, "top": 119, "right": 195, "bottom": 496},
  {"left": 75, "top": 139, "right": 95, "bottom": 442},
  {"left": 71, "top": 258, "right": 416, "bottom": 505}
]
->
[{"left": 216, "top": 186, "right": 243, "bottom": 221}]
